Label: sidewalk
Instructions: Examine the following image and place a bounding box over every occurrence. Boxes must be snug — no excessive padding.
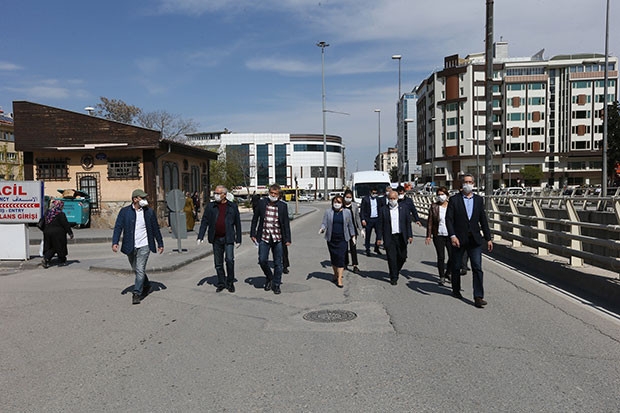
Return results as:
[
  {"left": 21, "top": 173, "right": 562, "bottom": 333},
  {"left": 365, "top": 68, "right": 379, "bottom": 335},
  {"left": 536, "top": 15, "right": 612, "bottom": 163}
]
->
[{"left": 5, "top": 204, "right": 317, "bottom": 274}]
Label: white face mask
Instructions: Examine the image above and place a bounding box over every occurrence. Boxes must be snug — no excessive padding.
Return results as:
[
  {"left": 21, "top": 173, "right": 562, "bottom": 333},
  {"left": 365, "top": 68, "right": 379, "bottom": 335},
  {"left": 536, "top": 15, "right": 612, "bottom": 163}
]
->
[
  {"left": 462, "top": 184, "right": 474, "bottom": 194},
  {"left": 214, "top": 194, "right": 221, "bottom": 202},
  {"left": 437, "top": 194, "right": 448, "bottom": 203},
  {"left": 344, "top": 197, "right": 352, "bottom": 204},
  {"left": 389, "top": 199, "right": 398, "bottom": 208},
  {"left": 398, "top": 194, "right": 405, "bottom": 200},
  {"left": 268, "top": 195, "right": 279, "bottom": 203},
  {"left": 138, "top": 199, "right": 148, "bottom": 207},
  {"left": 385, "top": 191, "right": 390, "bottom": 196},
  {"left": 333, "top": 203, "right": 342, "bottom": 210},
  {"left": 370, "top": 193, "right": 377, "bottom": 198}
]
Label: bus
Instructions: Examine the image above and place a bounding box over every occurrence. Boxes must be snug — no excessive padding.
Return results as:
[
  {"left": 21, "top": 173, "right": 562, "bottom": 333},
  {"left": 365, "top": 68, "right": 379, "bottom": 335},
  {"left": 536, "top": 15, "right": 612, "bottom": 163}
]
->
[
  {"left": 350, "top": 171, "right": 391, "bottom": 204},
  {"left": 280, "top": 187, "right": 308, "bottom": 202}
]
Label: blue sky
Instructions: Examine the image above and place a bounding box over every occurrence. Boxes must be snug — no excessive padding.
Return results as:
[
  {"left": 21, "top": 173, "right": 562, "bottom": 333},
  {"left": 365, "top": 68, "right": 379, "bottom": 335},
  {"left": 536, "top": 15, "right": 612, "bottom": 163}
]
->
[{"left": 1, "top": 0, "right": 618, "bottom": 172}]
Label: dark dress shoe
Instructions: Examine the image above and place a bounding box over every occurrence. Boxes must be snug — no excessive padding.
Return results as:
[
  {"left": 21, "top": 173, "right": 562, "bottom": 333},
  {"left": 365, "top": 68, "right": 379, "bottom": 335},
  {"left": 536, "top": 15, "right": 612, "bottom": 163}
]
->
[
  {"left": 390, "top": 278, "right": 398, "bottom": 285},
  {"left": 374, "top": 248, "right": 383, "bottom": 256},
  {"left": 264, "top": 280, "right": 272, "bottom": 291},
  {"left": 474, "top": 297, "right": 485, "bottom": 308},
  {"left": 353, "top": 266, "right": 360, "bottom": 274},
  {"left": 273, "top": 285, "right": 281, "bottom": 294},
  {"left": 475, "top": 297, "right": 487, "bottom": 306},
  {"left": 227, "top": 283, "right": 235, "bottom": 293},
  {"left": 216, "top": 285, "right": 225, "bottom": 293},
  {"left": 283, "top": 267, "right": 289, "bottom": 274},
  {"left": 460, "top": 268, "right": 467, "bottom": 275},
  {"left": 452, "top": 291, "right": 464, "bottom": 299},
  {"left": 366, "top": 250, "right": 371, "bottom": 257},
  {"left": 132, "top": 293, "right": 141, "bottom": 305}
]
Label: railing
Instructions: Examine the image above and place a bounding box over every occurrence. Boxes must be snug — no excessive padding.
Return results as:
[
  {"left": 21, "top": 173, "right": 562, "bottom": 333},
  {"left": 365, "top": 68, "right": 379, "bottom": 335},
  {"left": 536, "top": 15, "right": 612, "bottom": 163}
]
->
[{"left": 411, "top": 193, "right": 620, "bottom": 274}]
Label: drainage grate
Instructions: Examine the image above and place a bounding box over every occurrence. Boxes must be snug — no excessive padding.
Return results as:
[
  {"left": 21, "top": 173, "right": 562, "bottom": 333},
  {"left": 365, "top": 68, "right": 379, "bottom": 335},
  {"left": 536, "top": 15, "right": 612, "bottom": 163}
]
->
[{"left": 303, "top": 309, "right": 357, "bottom": 323}]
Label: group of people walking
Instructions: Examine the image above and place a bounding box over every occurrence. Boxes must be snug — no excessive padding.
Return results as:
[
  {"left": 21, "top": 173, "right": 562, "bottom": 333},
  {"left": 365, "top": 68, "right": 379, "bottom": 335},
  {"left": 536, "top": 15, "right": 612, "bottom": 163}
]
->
[{"left": 109, "top": 174, "right": 492, "bottom": 308}]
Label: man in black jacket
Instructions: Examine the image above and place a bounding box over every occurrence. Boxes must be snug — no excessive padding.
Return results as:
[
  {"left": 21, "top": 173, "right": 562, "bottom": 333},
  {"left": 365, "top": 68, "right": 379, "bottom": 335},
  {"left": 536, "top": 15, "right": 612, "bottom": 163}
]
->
[
  {"left": 250, "top": 184, "right": 292, "bottom": 294},
  {"left": 197, "top": 185, "right": 242, "bottom": 293},
  {"left": 360, "top": 187, "right": 383, "bottom": 256},
  {"left": 446, "top": 174, "right": 493, "bottom": 308}
]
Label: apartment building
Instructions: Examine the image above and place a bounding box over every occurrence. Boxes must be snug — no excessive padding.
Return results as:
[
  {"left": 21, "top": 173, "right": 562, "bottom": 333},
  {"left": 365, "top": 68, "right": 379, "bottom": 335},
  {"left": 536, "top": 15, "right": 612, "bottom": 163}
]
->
[
  {"left": 415, "top": 42, "right": 618, "bottom": 189},
  {"left": 0, "top": 108, "right": 23, "bottom": 180}
]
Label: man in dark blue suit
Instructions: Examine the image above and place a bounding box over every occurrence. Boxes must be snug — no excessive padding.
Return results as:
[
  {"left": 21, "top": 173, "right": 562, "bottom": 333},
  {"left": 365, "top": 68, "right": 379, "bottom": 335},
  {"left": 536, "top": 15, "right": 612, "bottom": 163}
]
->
[
  {"left": 446, "top": 174, "right": 493, "bottom": 308},
  {"left": 360, "top": 187, "right": 383, "bottom": 256},
  {"left": 377, "top": 190, "right": 413, "bottom": 285}
]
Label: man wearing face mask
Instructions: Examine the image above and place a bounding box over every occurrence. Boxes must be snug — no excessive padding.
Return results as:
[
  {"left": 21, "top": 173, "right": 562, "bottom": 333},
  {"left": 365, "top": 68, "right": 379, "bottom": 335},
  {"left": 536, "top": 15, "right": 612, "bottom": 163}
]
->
[
  {"left": 342, "top": 189, "right": 362, "bottom": 273},
  {"left": 112, "top": 189, "right": 164, "bottom": 305},
  {"left": 446, "top": 174, "right": 493, "bottom": 308},
  {"left": 360, "top": 187, "right": 383, "bottom": 256},
  {"left": 250, "top": 183, "right": 292, "bottom": 295},
  {"left": 197, "top": 185, "right": 242, "bottom": 293},
  {"left": 396, "top": 185, "right": 421, "bottom": 227},
  {"left": 376, "top": 190, "right": 413, "bottom": 285}
]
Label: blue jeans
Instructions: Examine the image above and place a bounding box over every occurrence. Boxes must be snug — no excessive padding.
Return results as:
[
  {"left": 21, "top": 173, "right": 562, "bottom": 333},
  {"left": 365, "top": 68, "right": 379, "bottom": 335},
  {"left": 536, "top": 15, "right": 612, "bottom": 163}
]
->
[
  {"left": 128, "top": 245, "right": 151, "bottom": 295},
  {"left": 451, "top": 238, "right": 484, "bottom": 298},
  {"left": 258, "top": 239, "right": 283, "bottom": 286},
  {"left": 213, "top": 237, "right": 235, "bottom": 287}
]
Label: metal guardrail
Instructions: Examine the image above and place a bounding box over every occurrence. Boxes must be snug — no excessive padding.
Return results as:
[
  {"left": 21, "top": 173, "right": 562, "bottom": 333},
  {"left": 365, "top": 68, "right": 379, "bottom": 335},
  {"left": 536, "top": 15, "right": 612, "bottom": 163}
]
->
[{"left": 411, "top": 193, "right": 620, "bottom": 275}]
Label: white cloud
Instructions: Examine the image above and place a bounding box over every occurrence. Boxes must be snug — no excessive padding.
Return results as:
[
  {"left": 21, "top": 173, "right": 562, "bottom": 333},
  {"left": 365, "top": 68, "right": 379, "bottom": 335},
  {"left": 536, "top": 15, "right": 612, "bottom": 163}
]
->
[{"left": 0, "top": 61, "right": 22, "bottom": 71}]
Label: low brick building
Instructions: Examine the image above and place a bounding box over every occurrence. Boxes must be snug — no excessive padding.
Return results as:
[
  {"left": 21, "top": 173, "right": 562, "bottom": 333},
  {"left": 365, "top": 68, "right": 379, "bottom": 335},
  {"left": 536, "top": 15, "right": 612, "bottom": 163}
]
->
[{"left": 13, "top": 101, "right": 217, "bottom": 228}]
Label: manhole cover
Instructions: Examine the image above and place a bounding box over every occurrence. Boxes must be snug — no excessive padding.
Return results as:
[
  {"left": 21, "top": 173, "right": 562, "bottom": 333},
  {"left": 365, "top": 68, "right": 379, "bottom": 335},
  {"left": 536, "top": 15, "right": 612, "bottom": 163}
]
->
[{"left": 303, "top": 309, "right": 357, "bottom": 323}]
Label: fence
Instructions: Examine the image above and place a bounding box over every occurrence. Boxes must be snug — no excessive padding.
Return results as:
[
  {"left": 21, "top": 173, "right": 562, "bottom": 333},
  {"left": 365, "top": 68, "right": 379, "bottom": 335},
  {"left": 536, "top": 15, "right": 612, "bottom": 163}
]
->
[{"left": 411, "top": 192, "right": 620, "bottom": 275}]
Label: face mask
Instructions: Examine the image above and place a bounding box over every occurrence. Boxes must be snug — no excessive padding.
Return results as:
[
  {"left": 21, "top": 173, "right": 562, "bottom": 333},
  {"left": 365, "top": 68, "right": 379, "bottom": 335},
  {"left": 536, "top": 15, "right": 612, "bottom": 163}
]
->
[
  {"left": 389, "top": 200, "right": 398, "bottom": 208},
  {"left": 385, "top": 192, "right": 390, "bottom": 196},
  {"left": 214, "top": 194, "right": 221, "bottom": 202},
  {"left": 398, "top": 194, "right": 405, "bottom": 200},
  {"left": 437, "top": 194, "right": 448, "bottom": 203},
  {"left": 344, "top": 197, "right": 352, "bottom": 204},
  {"left": 370, "top": 193, "right": 377, "bottom": 198},
  {"left": 138, "top": 199, "right": 148, "bottom": 207},
  {"left": 462, "top": 184, "right": 474, "bottom": 194},
  {"left": 333, "top": 203, "right": 342, "bottom": 210},
  {"left": 268, "top": 195, "right": 279, "bottom": 203}
]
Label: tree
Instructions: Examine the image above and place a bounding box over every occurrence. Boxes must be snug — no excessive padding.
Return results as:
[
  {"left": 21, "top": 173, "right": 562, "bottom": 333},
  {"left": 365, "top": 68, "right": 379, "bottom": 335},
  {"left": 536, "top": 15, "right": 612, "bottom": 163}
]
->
[
  {"left": 208, "top": 146, "right": 250, "bottom": 191},
  {"left": 520, "top": 165, "right": 544, "bottom": 186},
  {"left": 389, "top": 166, "right": 399, "bottom": 182},
  {"left": 94, "top": 97, "right": 198, "bottom": 140},
  {"left": 136, "top": 110, "right": 199, "bottom": 141},
  {"left": 95, "top": 97, "right": 141, "bottom": 124},
  {"left": 605, "top": 101, "right": 620, "bottom": 184}
]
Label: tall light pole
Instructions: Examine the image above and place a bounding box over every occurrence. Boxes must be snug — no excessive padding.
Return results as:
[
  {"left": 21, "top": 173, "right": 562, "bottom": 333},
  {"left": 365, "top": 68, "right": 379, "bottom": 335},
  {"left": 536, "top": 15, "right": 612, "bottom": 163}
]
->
[
  {"left": 392, "top": 55, "right": 402, "bottom": 99},
  {"left": 603, "top": 0, "right": 610, "bottom": 194},
  {"left": 317, "top": 41, "right": 329, "bottom": 200},
  {"left": 375, "top": 109, "right": 381, "bottom": 170}
]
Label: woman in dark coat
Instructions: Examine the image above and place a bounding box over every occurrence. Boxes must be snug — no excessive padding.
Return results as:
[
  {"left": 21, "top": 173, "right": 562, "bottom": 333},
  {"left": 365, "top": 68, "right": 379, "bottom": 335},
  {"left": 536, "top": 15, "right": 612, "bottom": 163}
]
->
[
  {"left": 319, "top": 195, "right": 356, "bottom": 288},
  {"left": 42, "top": 199, "right": 74, "bottom": 268}
]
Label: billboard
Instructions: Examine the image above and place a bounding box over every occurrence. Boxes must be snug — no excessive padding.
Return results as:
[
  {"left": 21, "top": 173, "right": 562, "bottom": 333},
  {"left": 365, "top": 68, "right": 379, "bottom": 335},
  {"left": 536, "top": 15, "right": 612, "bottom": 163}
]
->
[{"left": 0, "top": 181, "right": 44, "bottom": 223}]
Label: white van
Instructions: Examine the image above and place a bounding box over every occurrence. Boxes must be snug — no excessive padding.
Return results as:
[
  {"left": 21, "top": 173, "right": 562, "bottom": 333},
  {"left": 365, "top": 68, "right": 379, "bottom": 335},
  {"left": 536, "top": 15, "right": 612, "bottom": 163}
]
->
[{"left": 350, "top": 171, "right": 391, "bottom": 204}]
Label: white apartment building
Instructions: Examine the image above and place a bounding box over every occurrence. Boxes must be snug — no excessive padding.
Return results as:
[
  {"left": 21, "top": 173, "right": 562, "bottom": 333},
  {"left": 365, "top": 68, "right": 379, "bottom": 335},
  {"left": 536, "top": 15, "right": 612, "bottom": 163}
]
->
[
  {"left": 185, "top": 131, "right": 346, "bottom": 194},
  {"left": 415, "top": 42, "right": 618, "bottom": 189},
  {"left": 374, "top": 147, "right": 398, "bottom": 174}
]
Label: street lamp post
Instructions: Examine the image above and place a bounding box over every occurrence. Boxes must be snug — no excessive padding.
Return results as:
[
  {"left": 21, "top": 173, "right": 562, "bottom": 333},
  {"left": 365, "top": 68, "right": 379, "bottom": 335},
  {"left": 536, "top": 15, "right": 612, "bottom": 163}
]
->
[
  {"left": 317, "top": 41, "right": 329, "bottom": 200},
  {"left": 375, "top": 109, "right": 381, "bottom": 170},
  {"left": 603, "top": 0, "right": 610, "bottom": 194}
]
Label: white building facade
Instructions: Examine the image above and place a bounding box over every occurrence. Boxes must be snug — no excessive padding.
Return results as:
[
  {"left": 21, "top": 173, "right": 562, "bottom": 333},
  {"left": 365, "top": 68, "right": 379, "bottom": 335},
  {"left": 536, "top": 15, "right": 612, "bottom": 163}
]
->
[
  {"left": 415, "top": 43, "right": 618, "bottom": 189},
  {"left": 185, "top": 131, "right": 346, "bottom": 194}
]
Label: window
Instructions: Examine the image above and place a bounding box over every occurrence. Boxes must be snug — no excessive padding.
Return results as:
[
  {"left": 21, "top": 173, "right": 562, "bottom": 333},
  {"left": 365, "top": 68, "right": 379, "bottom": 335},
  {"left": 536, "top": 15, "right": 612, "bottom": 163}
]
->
[
  {"left": 77, "top": 173, "right": 100, "bottom": 210},
  {"left": 568, "top": 161, "right": 586, "bottom": 170},
  {"left": 275, "top": 144, "right": 287, "bottom": 185},
  {"left": 571, "top": 141, "right": 589, "bottom": 150},
  {"left": 572, "top": 111, "right": 590, "bottom": 119},
  {"left": 446, "top": 103, "right": 458, "bottom": 112},
  {"left": 573, "top": 81, "right": 591, "bottom": 89},
  {"left": 509, "top": 113, "right": 525, "bottom": 121},
  {"left": 446, "top": 117, "right": 457, "bottom": 126},
  {"left": 293, "top": 144, "right": 341, "bottom": 153},
  {"left": 256, "top": 144, "right": 269, "bottom": 186},
  {"left": 446, "top": 131, "right": 457, "bottom": 140},
  {"left": 107, "top": 159, "right": 140, "bottom": 180},
  {"left": 529, "top": 97, "right": 545, "bottom": 105},
  {"left": 507, "top": 83, "right": 525, "bottom": 91},
  {"left": 36, "top": 158, "right": 69, "bottom": 180},
  {"left": 528, "top": 83, "right": 545, "bottom": 90}
]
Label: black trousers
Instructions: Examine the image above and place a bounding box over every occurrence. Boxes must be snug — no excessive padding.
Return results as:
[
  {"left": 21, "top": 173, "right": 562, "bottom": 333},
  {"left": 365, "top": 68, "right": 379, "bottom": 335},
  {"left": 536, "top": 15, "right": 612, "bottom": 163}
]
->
[
  {"left": 386, "top": 233, "right": 407, "bottom": 281},
  {"left": 344, "top": 238, "right": 359, "bottom": 267},
  {"left": 432, "top": 235, "right": 452, "bottom": 278}
]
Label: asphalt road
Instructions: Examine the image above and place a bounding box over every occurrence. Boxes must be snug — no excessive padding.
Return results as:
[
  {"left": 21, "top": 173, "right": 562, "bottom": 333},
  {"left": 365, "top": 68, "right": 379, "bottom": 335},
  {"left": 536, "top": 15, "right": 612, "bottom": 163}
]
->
[{"left": 2, "top": 203, "right": 620, "bottom": 412}]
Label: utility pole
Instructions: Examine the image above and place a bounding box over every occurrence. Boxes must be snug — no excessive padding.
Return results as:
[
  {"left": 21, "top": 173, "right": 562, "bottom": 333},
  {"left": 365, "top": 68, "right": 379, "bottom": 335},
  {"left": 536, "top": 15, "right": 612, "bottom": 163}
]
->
[{"left": 485, "top": 0, "right": 494, "bottom": 212}]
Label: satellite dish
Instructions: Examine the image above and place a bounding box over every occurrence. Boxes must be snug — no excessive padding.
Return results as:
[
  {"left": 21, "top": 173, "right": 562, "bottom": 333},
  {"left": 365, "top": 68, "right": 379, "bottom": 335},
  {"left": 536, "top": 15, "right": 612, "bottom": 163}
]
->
[{"left": 84, "top": 106, "right": 95, "bottom": 115}]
